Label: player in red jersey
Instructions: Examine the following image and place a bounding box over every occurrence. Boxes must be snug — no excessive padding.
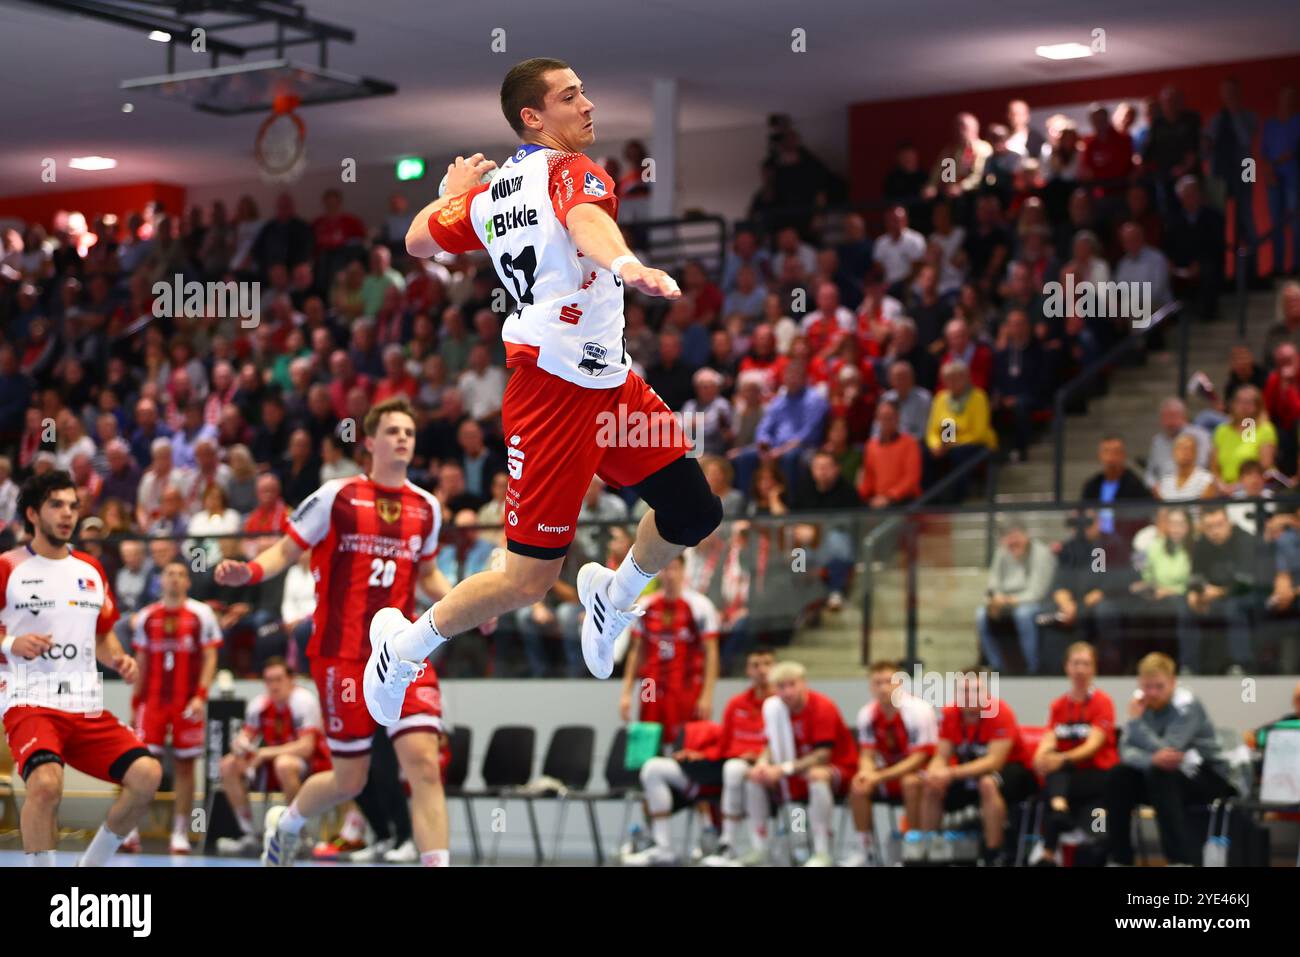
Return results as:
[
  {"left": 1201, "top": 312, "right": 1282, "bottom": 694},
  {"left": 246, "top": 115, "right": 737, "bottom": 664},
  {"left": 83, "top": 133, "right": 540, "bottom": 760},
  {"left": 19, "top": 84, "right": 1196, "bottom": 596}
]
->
[
  {"left": 1028, "top": 641, "right": 1117, "bottom": 866},
  {"left": 847, "top": 660, "right": 938, "bottom": 866},
  {"left": 746, "top": 661, "right": 858, "bottom": 867},
  {"left": 624, "top": 645, "right": 773, "bottom": 867},
  {"left": 365, "top": 57, "right": 723, "bottom": 725},
  {"left": 215, "top": 397, "right": 454, "bottom": 867},
  {"left": 0, "top": 472, "right": 161, "bottom": 865},
  {"left": 919, "top": 671, "right": 1038, "bottom": 866},
  {"left": 619, "top": 556, "right": 720, "bottom": 747},
  {"left": 128, "top": 559, "right": 221, "bottom": 854},
  {"left": 215, "top": 656, "right": 332, "bottom": 857}
]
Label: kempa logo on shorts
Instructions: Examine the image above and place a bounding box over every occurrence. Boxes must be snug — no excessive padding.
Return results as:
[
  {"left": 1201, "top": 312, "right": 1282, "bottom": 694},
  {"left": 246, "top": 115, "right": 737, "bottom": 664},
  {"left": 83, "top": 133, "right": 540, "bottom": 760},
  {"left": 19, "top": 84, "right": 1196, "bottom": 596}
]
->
[
  {"left": 50, "top": 887, "right": 151, "bottom": 937},
  {"left": 152, "top": 273, "right": 259, "bottom": 328},
  {"left": 1043, "top": 276, "right": 1153, "bottom": 329},
  {"left": 537, "top": 523, "right": 570, "bottom": 534},
  {"left": 507, "top": 510, "right": 519, "bottom": 527}
]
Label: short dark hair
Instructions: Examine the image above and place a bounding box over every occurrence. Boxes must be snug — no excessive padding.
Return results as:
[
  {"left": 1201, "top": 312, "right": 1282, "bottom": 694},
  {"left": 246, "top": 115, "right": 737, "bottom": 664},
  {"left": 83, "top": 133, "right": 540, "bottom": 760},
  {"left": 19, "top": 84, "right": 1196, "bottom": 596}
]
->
[
  {"left": 364, "top": 396, "right": 417, "bottom": 437},
  {"left": 748, "top": 646, "right": 776, "bottom": 661},
  {"left": 500, "top": 57, "right": 570, "bottom": 137},
  {"left": 262, "top": 655, "right": 293, "bottom": 677},
  {"left": 19, "top": 470, "right": 77, "bottom": 536},
  {"left": 1238, "top": 460, "right": 1264, "bottom": 479}
]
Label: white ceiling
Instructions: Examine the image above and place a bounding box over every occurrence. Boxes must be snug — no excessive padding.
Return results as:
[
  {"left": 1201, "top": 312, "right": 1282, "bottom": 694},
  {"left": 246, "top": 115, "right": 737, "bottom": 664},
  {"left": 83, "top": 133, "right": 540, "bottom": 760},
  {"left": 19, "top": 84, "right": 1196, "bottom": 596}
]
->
[{"left": 3, "top": 0, "right": 1299, "bottom": 195}]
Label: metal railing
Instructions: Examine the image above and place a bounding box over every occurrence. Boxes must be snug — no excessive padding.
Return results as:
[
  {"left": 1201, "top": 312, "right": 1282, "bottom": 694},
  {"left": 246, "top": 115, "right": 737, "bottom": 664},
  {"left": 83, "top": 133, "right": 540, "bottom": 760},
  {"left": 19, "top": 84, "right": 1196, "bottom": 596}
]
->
[{"left": 1051, "top": 299, "right": 1185, "bottom": 501}]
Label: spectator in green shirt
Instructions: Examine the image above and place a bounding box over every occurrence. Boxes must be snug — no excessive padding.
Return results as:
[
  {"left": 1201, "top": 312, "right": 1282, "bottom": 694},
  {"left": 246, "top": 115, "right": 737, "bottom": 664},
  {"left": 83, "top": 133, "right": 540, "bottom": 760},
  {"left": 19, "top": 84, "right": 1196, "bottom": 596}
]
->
[
  {"left": 1211, "top": 385, "right": 1277, "bottom": 485},
  {"left": 360, "top": 244, "right": 406, "bottom": 317},
  {"left": 1132, "top": 507, "right": 1192, "bottom": 617}
]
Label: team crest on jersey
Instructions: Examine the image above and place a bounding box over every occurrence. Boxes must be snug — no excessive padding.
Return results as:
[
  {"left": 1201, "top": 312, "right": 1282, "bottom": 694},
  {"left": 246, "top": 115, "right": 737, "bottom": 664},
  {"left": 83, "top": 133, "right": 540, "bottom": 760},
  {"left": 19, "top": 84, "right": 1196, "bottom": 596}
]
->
[
  {"left": 583, "top": 171, "right": 607, "bottom": 197},
  {"left": 376, "top": 499, "right": 402, "bottom": 524},
  {"left": 578, "top": 341, "right": 609, "bottom": 376}
]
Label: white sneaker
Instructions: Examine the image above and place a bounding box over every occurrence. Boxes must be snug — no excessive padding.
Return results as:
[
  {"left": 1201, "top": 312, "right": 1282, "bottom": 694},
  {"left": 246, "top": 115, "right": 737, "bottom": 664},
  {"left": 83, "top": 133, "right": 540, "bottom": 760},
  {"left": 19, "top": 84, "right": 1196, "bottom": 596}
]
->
[
  {"left": 363, "top": 607, "right": 425, "bottom": 727},
  {"left": 382, "top": 839, "right": 419, "bottom": 864},
  {"left": 737, "top": 848, "right": 769, "bottom": 867},
  {"left": 348, "top": 837, "right": 397, "bottom": 863},
  {"left": 576, "top": 563, "right": 644, "bottom": 679},
  {"left": 699, "top": 844, "right": 743, "bottom": 867},
  {"left": 840, "top": 846, "right": 880, "bottom": 867},
  {"left": 621, "top": 844, "right": 680, "bottom": 867},
  {"left": 169, "top": 831, "right": 191, "bottom": 855},
  {"left": 261, "top": 805, "right": 300, "bottom": 867},
  {"left": 801, "top": 853, "right": 835, "bottom": 867},
  {"left": 216, "top": 834, "right": 260, "bottom": 857}
]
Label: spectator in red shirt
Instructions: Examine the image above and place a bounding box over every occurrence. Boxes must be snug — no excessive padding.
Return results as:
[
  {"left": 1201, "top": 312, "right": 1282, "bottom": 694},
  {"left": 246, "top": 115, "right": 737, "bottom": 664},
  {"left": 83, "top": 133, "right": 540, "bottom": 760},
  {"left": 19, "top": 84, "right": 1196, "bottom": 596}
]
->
[
  {"left": 737, "top": 323, "right": 787, "bottom": 396},
  {"left": 373, "top": 344, "right": 419, "bottom": 405},
  {"left": 1028, "top": 641, "right": 1118, "bottom": 866},
  {"left": 858, "top": 399, "right": 922, "bottom": 507},
  {"left": 1264, "top": 342, "right": 1300, "bottom": 477},
  {"left": 327, "top": 350, "right": 372, "bottom": 419},
  {"left": 916, "top": 671, "right": 1037, "bottom": 866},
  {"left": 746, "top": 660, "right": 858, "bottom": 866},
  {"left": 681, "top": 260, "right": 723, "bottom": 325},
  {"left": 1080, "top": 103, "right": 1135, "bottom": 193}
]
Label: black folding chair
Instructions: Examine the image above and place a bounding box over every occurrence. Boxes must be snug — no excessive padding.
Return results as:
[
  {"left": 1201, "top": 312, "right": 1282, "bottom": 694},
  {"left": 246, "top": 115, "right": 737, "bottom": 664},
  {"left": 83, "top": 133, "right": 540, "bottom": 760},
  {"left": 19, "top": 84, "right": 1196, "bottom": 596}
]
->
[
  {"left": 440, "top": 726, "right": 480, "bottom": 864},
  {"left": 457, "top": 726, "right": 537, "bottom": 864},
  {"left": 574, "top": 728, "right": 642, "bottom": 865},
  {"left": 518, "top": 725, "right": 597, "bottom": 863}
]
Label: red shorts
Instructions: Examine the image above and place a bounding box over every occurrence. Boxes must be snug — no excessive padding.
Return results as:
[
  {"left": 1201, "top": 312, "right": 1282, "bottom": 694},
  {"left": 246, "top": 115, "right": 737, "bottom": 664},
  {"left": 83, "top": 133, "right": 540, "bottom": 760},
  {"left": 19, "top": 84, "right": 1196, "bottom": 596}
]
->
[
  {"left": 133, "top": 701, "right": 205, "bottom": 759},
  {"left": 783, "top": 765, "right": 853, "bottom": 802},
  {"left": 501, "top": 364, "right": 689, "bottom": 555},
  {"left": 310, "top": 656, "right": 442, "bottom": 757},
  {"left": 638, "top": 688, "right": 700, "bottom": 749},
  {"left": 4, "top": 705, "right": 151, "bottom": 783}
]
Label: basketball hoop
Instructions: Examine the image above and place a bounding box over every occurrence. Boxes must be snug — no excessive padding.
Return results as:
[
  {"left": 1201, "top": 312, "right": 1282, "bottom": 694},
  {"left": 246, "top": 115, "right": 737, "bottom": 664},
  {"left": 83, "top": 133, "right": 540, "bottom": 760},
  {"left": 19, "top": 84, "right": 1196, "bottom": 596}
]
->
[{"left": 255, "top": 92, "right": 306, "bottom": 183}]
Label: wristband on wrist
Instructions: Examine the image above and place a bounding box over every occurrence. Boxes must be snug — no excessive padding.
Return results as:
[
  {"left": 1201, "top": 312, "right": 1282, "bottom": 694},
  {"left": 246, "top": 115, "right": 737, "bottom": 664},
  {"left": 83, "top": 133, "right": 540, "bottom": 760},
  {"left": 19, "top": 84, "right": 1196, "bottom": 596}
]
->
[
  {"left": 1, "top": 635, "right": 14, "bottom": 657},
  {"left": 195, "top": 687, "right": 209, "bottom": 702},
  {"left": 780, "top": 760, "right": 795, "bottom": 777},
  {"left": 246, "top": 561, "right": 265, "bottom": 585},
  {"left": 610, "top": 254, "right": 640, "bottom": 278}
]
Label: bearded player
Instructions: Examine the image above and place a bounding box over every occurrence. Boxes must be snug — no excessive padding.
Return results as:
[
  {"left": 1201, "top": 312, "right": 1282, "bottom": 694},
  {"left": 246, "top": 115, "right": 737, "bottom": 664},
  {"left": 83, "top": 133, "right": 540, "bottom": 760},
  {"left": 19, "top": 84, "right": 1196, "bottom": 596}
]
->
[
  {"left": 0, "top": 471, "right": 162, "bottom": 865},
  {"left": 215, "top": 397, "right": 454, "bottom": 867},
  {"left": 365, "top": 57, "right": 723, "bottom": 724}
]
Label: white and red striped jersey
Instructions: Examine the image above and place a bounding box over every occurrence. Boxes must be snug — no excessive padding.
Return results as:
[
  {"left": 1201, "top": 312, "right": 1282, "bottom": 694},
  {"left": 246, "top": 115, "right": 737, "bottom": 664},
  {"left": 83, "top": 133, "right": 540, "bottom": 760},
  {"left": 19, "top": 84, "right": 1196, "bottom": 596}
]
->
[
  {"left": 243, "top": 684, "right": 330, "bottom": 768},
  {"left": 132, "top": 598, "right": 222, "bottom": 708},
  {"left": 631, "top": 588, "right": 719, "bottom": 693},
  {"left": 0, "top": 545, "right": 120, "bottom": 714},
  {"left": 856, "top": 693, "right": 938, "bottom": 766},
  {"left": 426, "top": 144, "right": 628, "bottom": 389},
  {"left": 285, "top": 475, "right": 441, "bottom": 661}
]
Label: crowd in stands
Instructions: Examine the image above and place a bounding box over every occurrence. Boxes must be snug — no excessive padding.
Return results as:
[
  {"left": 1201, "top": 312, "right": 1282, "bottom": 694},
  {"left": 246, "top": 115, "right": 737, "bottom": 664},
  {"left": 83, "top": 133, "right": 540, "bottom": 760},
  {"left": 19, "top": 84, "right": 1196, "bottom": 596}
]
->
[{"left": 1, "top": 75, "right": 1298, "bottom": 678}]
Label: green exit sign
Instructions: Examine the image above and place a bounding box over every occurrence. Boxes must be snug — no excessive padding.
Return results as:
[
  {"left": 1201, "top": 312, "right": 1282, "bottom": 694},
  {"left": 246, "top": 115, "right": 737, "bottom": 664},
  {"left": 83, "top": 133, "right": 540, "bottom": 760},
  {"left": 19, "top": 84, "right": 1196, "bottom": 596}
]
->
[{"left": 396, "top": 157, "right": 425, "bottom": 181}]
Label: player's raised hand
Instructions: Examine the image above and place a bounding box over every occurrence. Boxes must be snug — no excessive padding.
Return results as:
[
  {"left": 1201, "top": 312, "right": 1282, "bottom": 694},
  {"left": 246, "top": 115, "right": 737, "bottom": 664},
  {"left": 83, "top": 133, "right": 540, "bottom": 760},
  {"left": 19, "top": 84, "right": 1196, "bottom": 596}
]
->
[
  {"left": 443, "top": 152, "right": 497, "bottom": 197},
  {"left": 8, "top": 633, "right": 52, "bottom": 659},
  {"left": 214, "top": 559, "right": 250, "bottom": 586},
  {"left": 619, "top": 263, "right": 681, "bottom": 299}
]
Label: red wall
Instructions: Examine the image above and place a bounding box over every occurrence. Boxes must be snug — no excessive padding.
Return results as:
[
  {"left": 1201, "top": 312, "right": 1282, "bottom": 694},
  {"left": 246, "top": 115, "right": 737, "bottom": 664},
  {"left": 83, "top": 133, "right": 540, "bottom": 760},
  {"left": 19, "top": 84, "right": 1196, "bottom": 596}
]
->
[
  {"left": 0, "top": 181, "right": 187, "bottom": 232},
  {"left": 848, "top": 52, "right": 1300, "bottom": 274}
]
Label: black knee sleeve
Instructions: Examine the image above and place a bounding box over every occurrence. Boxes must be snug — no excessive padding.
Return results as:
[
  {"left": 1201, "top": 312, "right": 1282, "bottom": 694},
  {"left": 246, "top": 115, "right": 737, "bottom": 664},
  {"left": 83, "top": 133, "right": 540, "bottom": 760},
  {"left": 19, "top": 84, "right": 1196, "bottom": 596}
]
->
[{"left": 637, "top": 455, "right": 723, "bottom": 547}]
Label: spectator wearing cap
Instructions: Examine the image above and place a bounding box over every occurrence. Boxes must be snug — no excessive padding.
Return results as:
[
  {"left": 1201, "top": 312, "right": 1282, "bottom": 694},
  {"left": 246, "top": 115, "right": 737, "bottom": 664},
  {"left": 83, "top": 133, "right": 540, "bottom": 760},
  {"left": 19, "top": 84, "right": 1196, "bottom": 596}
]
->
[
  {"left": 859, "top": 399, "right": 921, "bottom": 508},
  {"left": 681, "top": 368, "right": 733, "bottom": 458}
]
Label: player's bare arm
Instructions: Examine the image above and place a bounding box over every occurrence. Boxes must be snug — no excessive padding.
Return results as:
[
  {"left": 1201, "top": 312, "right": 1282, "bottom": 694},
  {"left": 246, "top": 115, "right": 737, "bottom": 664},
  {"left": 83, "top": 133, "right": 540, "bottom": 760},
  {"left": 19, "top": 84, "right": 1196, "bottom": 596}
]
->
[
  {"left": 95, "top": 629, "right": 137, "bottom": 683},
  {"left": 876, "top": 748, "right": 928, "bottom": 782},
  {"left": 254, "top": 733, "right": 316, "bottom": 766},
  {"left": 952, "top": 737, "right": 1012, "bottom": 779},
  {"left": 183, "top": 645, "right": 218, "bottom": 718},
  {"left": 215, "top": 534, "right": 305, "bottom": 586},
  {"left": 1, "top": 627, "right": 53, "bottom": 659},
  {"left": 407, "top": 153, "right": 498, "bottom": 258},
  {"left": 565, "top": 202, "right": 681, "bottom": 299},
  {"left": 1059, "top": 727, "right": 1107, "bottom": 765},
  {"left": 788, "top": 745, "right": 831, "bottom": 775}
]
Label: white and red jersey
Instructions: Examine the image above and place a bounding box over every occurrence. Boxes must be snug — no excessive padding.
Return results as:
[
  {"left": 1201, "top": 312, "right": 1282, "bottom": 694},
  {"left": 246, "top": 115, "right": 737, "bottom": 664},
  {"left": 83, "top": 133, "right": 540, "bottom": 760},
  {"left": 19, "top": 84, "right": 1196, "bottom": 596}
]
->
[
  {"left": 286, "top": 475, "right": 441, "bottom": 661},
  {"left": 856, "top": 693, "right": 938, "bottom": 767},
  {"left": 716, "top": 687, "right": 769, "bottom": 760},
  {"left": 632, "top": 588, "right": 719, "bottom": 695},
  {"left": 132, "top": 598, "right": 222, "bottom": 709},
  {"left": 426, "top": 144, "right": 629, "bottom": 389},
  {"left": 0, "top": 545, "right": 120, "bottom": 714},
  {"left": 243, "top": 684, "right": 329, "bottom": 766}
]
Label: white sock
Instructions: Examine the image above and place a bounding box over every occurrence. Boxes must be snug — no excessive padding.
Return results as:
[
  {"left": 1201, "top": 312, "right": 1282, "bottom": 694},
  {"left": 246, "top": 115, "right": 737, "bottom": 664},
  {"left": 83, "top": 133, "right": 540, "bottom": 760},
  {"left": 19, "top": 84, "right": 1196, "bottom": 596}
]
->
[
  {"left": 608, "top": 550, "right": 655, "bottom": 610},
  {"left": 745, "top": 778, "right": 769, "bottom": 851},
  {"left": 420, "top": 849, "right": 449, "bottom": 867},
  {"left": 26, "top": 850, "right": 56, "bottom": 867},
  {"left": 721, "top": 816, "right": 739, "bottom": 848},
  {"left": 859, "top": 829, "right": 875, "bottom": 851},
  {"left": 237, "top": 811, "right": 255, "bottom": 836},
  {"left": 651, "top": 815, "right": 672, "bottom": 850},
  {"left": 809, "top": 780, "right": 833, "bottom": 857},
  {"left": 172, "top": 814, "right": 187, "bottom": 836},
  {"left": 393, "top": 602, "right": 449, "bottom": 662},
  {"left": 278, "top": 802, "right": 307, "bottom": 835},
  {"left": 720, "top": 758, "right": 748, "bottom": 848},
  {"left": 78, "top": 824, "right": 125, "bottom": 867}
]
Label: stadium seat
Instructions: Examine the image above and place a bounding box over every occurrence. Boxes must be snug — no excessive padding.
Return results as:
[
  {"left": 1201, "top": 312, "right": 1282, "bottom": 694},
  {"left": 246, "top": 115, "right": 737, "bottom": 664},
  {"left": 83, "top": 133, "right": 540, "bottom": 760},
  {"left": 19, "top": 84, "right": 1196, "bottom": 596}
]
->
[
  {"left": 457, "top": 726, "right": 537, "bottom": 865},
  {"left": 441, "top": 726, "right": 480, "bottom": 864}
]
